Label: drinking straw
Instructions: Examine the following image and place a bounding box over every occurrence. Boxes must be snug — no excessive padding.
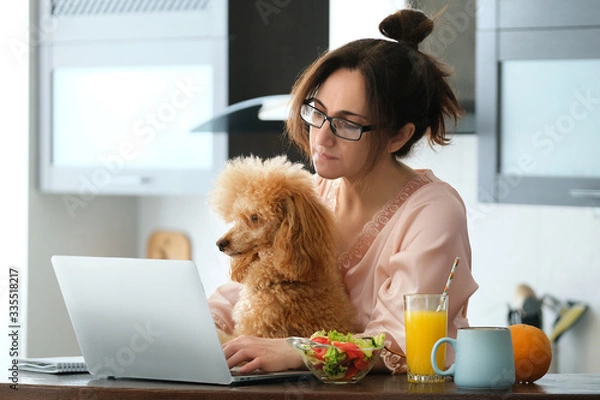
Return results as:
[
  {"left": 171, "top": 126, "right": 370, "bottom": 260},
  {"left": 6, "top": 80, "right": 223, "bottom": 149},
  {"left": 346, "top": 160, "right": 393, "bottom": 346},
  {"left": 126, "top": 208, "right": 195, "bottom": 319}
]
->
[{"left": 437, "top": 257, "right": 460, "bottom": 312}]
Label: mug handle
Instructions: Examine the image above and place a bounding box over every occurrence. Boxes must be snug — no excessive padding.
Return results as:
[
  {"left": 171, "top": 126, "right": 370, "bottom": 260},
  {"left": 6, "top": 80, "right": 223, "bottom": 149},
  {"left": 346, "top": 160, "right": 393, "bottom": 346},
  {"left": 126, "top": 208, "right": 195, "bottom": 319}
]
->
[{"left": 431, "top": 337, "right": 456, "bottom": 376}]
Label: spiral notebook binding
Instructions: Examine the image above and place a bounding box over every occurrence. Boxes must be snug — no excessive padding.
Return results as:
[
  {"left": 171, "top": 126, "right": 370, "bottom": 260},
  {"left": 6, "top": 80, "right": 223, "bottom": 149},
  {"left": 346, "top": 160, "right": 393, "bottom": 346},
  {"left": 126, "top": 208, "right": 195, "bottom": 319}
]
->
[{"left": 18, "top": 356, "right": 88, "bottom": 374}]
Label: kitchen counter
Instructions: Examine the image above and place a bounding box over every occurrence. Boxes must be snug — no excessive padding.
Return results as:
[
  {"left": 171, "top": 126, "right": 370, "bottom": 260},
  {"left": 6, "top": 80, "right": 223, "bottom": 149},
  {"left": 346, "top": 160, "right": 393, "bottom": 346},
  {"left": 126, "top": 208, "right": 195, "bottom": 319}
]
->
[{"left": 3, "top": 371, "right": 600, "bottom": 399}]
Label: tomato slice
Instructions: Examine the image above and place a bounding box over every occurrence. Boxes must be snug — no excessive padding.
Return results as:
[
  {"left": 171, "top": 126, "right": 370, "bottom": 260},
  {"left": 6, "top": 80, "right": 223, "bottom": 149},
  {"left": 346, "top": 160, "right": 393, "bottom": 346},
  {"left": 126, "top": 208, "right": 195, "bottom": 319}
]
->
[
  {"left": 311, "top": 336, "right": 331, "bottom": 345},
  {"left": 310, "top": 337, "right": 331, "bottom": 360},
  {"left": 334, "top": 342, "right": 363, "bottom": 360},
  {"left": 313, "top": 346, "right": 327, "bottom": 360},
  {"left": 344, "top": 364, "right": 359, "bottom": 379},
  {"left": 353, "top": 357, "right": 370, "bottom": 370}
]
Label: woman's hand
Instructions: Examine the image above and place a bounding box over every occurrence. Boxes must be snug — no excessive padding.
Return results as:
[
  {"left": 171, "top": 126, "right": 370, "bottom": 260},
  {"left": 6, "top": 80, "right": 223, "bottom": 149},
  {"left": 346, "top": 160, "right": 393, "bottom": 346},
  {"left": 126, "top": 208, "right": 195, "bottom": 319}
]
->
[{"left": 222, "top": 335, "right": 305, "bottom": 373}]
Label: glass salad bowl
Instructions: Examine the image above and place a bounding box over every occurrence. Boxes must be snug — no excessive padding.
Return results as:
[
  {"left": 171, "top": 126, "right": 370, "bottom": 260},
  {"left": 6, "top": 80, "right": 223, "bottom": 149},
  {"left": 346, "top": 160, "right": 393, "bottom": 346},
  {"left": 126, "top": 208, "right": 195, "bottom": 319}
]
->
[{"left": 288, "top": 331, "right": 385, "bottom": 384}]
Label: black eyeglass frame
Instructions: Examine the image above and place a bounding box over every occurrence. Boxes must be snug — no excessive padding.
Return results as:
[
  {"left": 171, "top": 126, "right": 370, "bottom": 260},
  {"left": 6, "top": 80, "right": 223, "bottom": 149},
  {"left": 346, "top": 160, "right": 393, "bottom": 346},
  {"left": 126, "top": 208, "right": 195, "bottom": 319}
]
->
[{"left": 300, "top": 102, "right": 373, "bottom": 141}]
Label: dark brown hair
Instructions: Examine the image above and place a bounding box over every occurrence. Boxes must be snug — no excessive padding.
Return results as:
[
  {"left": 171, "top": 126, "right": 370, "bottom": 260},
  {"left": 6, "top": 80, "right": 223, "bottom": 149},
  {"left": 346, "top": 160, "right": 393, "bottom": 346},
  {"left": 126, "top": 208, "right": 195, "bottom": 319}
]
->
[{"left": 286, "top": 8, "right": 462, "bottom": 174}]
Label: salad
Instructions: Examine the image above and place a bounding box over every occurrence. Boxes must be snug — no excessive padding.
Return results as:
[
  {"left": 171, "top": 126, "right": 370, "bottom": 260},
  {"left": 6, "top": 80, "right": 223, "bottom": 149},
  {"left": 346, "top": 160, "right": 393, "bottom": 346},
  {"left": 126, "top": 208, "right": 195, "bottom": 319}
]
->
[{"left": 301, "top": 330, "right": 386, "bottom": 381}]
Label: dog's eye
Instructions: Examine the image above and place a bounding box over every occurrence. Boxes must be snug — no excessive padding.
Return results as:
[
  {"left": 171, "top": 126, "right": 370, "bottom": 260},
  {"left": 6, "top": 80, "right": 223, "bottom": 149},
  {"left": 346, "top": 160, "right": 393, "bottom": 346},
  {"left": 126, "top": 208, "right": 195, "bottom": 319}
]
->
[{"left": 250, "top": 214, "right": 259, "bottom": 223}]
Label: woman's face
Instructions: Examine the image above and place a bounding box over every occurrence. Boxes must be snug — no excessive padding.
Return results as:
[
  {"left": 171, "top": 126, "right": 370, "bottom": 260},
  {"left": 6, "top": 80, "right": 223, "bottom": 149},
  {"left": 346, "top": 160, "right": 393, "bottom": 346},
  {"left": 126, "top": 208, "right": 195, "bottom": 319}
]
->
[{"left": 310, "top": 68, "right": 372, "bottom": 181}]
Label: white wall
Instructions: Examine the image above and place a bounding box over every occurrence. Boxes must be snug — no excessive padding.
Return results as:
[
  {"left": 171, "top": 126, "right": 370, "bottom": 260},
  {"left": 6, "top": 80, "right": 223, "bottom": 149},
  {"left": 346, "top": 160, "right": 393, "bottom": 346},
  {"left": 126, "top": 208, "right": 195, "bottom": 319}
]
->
[
  {"left": 329, "top": 0, "right": 402, "bottom": 49},
  {"left": 137, "top": 196, "right": 230, "bottom": 298}
]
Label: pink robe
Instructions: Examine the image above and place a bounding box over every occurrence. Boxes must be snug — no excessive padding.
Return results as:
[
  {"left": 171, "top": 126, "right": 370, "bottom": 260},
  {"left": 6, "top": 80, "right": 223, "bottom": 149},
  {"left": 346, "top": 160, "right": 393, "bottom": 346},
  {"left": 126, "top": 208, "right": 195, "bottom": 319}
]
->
[{"left": 208, "top": 169, "right": 479, "bottom": 373}]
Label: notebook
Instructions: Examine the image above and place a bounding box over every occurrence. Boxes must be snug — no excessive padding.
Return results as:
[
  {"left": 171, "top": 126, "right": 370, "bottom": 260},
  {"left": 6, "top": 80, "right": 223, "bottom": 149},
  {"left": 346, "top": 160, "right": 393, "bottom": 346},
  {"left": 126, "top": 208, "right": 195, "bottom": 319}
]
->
[
  {"left": 18, "top": 356, "right": 87, "bottom": 374},
  {"left": 51, "top": 255, "right": 311, "bottom": 385}
]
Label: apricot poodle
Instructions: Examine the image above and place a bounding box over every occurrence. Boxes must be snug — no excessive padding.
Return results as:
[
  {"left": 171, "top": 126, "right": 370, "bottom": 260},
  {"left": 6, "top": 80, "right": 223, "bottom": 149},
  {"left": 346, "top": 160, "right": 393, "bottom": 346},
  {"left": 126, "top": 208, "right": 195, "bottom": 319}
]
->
[{"left": 209, "top": 156, "right": 356, "bottom": 341}]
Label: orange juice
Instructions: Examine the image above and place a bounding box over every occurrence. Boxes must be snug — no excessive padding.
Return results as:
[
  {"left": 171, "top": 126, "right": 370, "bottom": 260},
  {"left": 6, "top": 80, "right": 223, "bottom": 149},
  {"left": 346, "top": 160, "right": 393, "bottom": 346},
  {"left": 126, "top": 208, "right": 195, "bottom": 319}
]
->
[{"left": 405, "top": 310, "right": 447, "bottom": 377}]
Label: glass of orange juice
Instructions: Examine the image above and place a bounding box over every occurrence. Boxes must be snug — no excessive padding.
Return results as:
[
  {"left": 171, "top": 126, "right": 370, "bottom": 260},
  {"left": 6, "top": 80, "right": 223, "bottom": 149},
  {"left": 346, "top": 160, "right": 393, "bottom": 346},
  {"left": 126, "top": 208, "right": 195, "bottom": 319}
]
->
[{"left": 404, "top": 293, "right": 448, "bottom": 383}]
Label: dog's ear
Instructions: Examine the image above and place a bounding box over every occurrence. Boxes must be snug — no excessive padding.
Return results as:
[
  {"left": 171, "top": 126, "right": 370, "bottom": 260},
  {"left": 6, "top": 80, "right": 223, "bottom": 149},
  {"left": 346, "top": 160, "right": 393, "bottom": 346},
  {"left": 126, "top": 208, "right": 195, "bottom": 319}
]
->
[
  {"left": 229, "top": 253, "right": 256, "bottom": 283},
  {"left": 273, "top": 191, "right": 337, "bottom": 282}
]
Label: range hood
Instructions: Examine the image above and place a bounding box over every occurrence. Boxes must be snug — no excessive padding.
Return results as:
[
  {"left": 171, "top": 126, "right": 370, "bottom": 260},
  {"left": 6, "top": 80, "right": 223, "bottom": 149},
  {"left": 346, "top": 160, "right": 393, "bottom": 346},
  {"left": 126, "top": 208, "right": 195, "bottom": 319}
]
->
[{"left": 192, "top": 95, "right": 291, "bottom": 134}]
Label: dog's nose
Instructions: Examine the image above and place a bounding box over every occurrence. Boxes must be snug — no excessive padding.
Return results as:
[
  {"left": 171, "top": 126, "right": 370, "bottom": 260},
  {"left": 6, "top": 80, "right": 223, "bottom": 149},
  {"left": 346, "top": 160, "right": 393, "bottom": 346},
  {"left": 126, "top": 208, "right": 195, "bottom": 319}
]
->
[{"left": 217, "top": 239, "right": 229, "bottom": 252}]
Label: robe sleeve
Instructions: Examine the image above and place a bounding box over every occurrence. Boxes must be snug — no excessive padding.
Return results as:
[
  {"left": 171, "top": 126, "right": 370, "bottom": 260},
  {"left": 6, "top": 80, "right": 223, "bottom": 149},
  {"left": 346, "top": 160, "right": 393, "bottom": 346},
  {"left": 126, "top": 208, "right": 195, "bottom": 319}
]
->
[{"left": 207, "top": 282, "right": 242, "bottom": 334}]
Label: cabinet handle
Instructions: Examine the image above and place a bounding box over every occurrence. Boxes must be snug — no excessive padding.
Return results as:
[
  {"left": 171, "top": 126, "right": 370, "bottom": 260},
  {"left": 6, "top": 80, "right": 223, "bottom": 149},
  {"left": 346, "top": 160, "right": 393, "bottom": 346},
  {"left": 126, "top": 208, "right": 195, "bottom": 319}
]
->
[{"left": 569, "top": 189, "right": 600, "bottom": 198}]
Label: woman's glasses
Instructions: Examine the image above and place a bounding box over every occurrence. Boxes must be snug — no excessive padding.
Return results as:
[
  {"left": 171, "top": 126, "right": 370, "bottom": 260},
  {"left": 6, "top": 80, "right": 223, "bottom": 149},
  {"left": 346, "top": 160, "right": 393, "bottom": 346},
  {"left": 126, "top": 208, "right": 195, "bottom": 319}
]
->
[{"left": 300, "top": 103, "right": 372, "bottom": 141}]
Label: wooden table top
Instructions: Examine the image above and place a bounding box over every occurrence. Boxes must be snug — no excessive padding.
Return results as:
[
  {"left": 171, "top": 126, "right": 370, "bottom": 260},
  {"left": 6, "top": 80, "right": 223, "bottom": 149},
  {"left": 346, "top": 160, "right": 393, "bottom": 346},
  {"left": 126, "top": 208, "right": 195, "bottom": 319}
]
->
[{"left": 3, "top": 371, "right": 600, "bottom": 399}]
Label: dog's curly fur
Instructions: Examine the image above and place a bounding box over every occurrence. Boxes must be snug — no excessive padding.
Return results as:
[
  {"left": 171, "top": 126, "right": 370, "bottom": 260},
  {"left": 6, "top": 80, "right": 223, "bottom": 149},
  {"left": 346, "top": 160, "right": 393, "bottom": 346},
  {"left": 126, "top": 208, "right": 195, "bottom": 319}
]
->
[{"left": 210, "top": 156, "right": 357, "bottom": 341}]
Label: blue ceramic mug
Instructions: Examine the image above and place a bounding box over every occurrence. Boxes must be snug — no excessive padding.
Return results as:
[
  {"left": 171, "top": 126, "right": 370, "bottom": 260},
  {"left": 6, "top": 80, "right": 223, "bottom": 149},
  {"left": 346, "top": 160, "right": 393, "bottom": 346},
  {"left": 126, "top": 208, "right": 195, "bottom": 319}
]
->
[{"left": 431, "top": 327, "right": 516, "bottom": 389}]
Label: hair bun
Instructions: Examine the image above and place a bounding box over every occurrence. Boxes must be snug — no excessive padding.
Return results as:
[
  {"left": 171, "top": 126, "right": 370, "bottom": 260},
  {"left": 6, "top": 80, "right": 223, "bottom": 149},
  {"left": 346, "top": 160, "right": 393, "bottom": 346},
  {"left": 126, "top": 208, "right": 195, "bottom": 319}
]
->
[{"left": 379, "top": 9, "right": 433, "bottom": 49}]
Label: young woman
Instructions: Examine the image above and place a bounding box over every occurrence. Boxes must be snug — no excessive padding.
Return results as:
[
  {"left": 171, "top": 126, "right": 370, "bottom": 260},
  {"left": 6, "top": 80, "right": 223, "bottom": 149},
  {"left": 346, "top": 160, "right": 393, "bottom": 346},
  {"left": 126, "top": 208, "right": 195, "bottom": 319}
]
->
[{"left": 208, "top": 8, "right": 478, "bottom": 374}]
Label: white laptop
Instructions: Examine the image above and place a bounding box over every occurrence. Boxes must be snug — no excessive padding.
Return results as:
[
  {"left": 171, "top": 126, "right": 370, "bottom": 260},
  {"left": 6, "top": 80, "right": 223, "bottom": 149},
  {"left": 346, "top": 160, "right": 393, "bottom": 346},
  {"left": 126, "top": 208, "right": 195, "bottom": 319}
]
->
[{"left": 51, "top": 255, "right": 310, "bottom": 385}]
